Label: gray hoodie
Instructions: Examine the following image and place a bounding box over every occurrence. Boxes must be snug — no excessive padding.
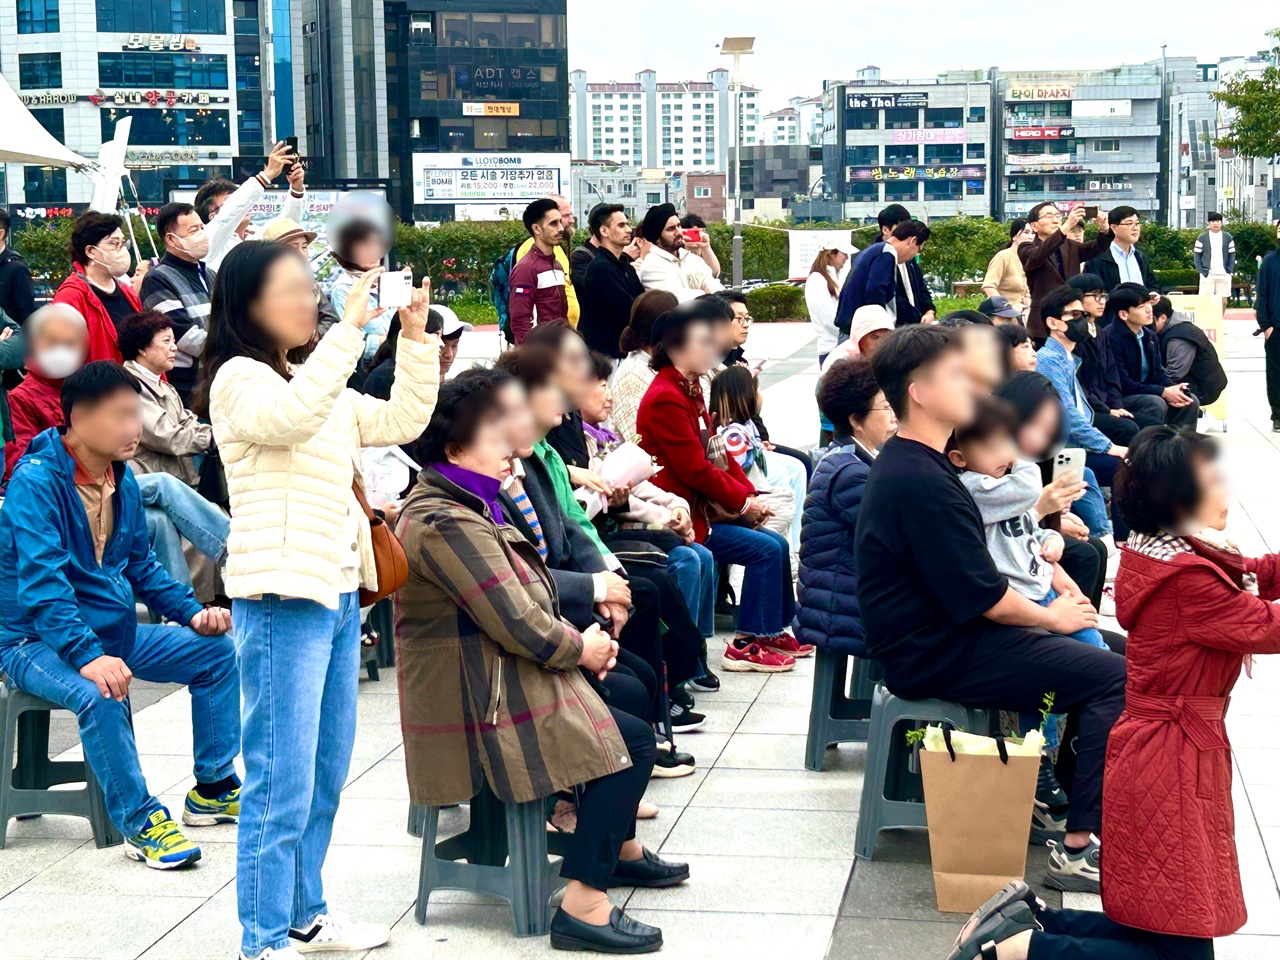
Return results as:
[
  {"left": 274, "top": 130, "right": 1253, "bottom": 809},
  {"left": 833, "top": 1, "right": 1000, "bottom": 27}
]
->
[{"left": 959, "top": 459, "right": 1063, "bottom": 600}]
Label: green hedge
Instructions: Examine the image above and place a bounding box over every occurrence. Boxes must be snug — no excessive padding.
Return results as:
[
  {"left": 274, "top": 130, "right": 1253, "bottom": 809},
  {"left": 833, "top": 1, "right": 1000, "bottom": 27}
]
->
[
  {"left": 1152, "top": 268, "right": 1202, "bottom": 290},
  {"left": 745, "top": 284, "right": 807, "bottom": 322}
]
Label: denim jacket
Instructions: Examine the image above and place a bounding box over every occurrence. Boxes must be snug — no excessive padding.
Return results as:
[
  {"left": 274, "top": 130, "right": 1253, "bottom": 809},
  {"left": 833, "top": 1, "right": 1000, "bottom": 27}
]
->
[{"left": 1034, "top": 337, "right": 1113, "bottom": 454}]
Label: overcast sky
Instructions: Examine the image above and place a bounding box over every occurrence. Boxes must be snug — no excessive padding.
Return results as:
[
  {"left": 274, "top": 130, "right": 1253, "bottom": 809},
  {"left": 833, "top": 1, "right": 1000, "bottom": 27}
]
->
[{"left": 566, "top": 0, "right": 1275, "bottom": 113}]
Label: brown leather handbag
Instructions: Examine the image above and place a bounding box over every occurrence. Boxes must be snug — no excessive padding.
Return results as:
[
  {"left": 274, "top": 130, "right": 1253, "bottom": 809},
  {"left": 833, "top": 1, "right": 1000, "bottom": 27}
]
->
[{"left": 352, "top": 481, "right": 409, "bottom": 605}]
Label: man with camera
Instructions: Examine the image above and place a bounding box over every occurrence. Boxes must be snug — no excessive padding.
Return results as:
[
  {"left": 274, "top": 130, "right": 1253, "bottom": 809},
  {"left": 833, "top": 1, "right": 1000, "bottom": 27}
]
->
[{"left": 637, "top": 203, "right": 723, "bottom": 304}]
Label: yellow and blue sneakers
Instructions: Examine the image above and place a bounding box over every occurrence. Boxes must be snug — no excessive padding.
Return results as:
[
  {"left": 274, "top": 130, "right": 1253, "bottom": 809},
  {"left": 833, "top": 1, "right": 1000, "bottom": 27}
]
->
[
  {"left": 124, "top": 808, "right": 202, "bottom": 869},
  {"left": 182, "top": 784, "right": 241, "bottom": 826}
]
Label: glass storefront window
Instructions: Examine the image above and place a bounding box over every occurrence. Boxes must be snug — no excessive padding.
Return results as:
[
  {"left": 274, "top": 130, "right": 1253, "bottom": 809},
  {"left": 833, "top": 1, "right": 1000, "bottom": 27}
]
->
[
  {"left": 98, "top": 53, "right": 229, "bottom": 90},
  {"left": 100, "top": 108, "right": 231, "bottom": 146},
  {"left": 97, "top": 0, "right": 225, "bottom": 33},
  {"left": 23, "top": 165, "right": 67, "bottom": 203}
]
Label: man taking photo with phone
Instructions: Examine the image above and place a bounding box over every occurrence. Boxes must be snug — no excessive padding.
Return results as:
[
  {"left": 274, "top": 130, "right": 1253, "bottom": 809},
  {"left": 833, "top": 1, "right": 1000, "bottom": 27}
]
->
[
  {"left": 1020, "top": 202, "right": 1112, "bottom": 342},
  {"left": 637, "top": 203, "right": 723, "bottom": 303}
]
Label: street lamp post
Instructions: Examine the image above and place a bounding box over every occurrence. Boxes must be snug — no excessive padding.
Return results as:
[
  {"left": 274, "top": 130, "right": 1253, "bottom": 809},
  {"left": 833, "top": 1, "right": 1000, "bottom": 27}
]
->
[{"left": 720, "top": 36, "right": 754, "bottom": 288}]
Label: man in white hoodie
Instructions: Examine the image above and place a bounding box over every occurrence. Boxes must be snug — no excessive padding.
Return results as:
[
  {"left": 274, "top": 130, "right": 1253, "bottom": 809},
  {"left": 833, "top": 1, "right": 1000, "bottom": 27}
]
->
[{"left": 195, "top": 141, "right": 306, "bottom": 272}]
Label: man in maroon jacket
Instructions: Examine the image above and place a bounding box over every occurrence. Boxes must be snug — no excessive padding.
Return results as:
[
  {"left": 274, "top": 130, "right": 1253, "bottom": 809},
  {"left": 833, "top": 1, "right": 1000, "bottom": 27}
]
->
[
  {"left": 1019, "top": 202, "right": 1111, "bottom": 341},
  {"left": 509, "top": 198, "right": 568, "bottom": 343}
]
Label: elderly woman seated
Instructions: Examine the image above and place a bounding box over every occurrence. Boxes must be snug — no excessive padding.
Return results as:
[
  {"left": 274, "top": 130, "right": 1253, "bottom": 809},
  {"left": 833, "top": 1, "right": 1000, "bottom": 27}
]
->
[{"left": 395, "top": 369, "right": 688, "bottom": 954}]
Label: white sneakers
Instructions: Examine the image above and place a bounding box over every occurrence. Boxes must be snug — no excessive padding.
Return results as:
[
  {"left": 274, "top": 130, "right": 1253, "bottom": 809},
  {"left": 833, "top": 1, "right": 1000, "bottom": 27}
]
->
[
  {"left": 289, "top": 912, "right": 392, "bottom": 953},
  {"left": 240, "top": 948, "right": 303, "bottom": 960}
]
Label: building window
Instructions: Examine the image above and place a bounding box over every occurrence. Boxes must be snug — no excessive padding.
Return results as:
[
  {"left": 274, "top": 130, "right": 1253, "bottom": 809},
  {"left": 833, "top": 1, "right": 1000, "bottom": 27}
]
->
[
  {"left": 965, "top": 179, "right": 986, "bottom": 196},
  {"left": 29, "top": 108, "right": 64, "bottom": 142},
  {"left": 235, "top": 53, "right": 261, "bottom": 90},
  {"left": 924, "top": 144, "right": 963, "bottom": 165},
  {"left": 847, "top": 181, "right": 878, "bottom": 201},
  {"left": 18, "top": 53, "right": 62, "bottom": 89},
  {"left": 1094, "top": 139, "right": 1121, "bottom": 152},
  {"left": 884, "top": 145, "right": 919, "bottom": 165},
  {"left": 885, "top": 180, "right": 919, "bottom": 203},
  {"left": 967, "top": 106, "right": 986, "bottom": 123},
  {"left": 101, "top": 107, "right": 231, "bottom": 145},
  {"left": 846, "top": 108, "right": 879, "bottom": 130},
  {"left": 966, "top": 143, "right": 985, "bottom": 160},
  {"left": 924, "top": 180, "right": 963, "bottom": 201},
  {"left": 233, "top": 0, "right": 260, "bottom": 35},
  {"left": 97, "top": 0, "right": 226, "bottom": 32},
  {"left": 98, "top": 52, "right": 230, "bottom": 89},
  {"left": 23, "top": 165, "right": 67, "bottom": 203},
  {"left": 238, "top": 109, "right": 263, "bottom": 147},
  {"left": 1049, "top": 102, "right": 1072, "bottom": 118},
  {"left": 845, "top": 145, "right": 878, "bottom": 166},
  {"left": 924, "top": 107, "right": 963, "bottom": 129},
  {"left": 17, "top": 0, "right": 59, "bottom": 33},
  {"left": 694, "top": 186, "right": 710, "bottom": 198},
  {"left": 646, "top": 192, "right": 662, "bottom": 204},
  {"left": 884, "top": 107, "right": 918, "bottom": 129}
]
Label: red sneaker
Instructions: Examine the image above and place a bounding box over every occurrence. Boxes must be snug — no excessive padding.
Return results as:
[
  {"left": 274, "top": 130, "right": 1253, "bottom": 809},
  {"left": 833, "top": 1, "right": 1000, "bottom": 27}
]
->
[
  {"left": 756, "top": 632, "right": 814, "bottom": 659},
  {"left": 721, "top": 641, "right": 796, "bottom": 673}
]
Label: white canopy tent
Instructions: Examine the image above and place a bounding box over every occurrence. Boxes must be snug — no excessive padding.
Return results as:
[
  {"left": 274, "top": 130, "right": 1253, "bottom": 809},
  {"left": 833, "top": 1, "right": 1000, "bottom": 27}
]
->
[{"left": 0, "top": 72, "right": 91, "bottom": 168}]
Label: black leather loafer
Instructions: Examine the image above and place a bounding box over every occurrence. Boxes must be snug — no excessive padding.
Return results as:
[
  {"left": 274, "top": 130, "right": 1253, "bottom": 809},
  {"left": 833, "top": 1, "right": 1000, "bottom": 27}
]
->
[
  {"left": 549, "top": 906, "right": 663, "bottom": 954},
  {"left": 608, "top": 847, "right": 691, "bottom": 888}
]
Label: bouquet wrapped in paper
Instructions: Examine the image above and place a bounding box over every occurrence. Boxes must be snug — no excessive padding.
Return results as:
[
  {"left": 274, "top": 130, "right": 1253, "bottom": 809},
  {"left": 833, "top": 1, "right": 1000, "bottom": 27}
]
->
[{"left": 599, "top": 441, "right": 658, "bottom": 489}]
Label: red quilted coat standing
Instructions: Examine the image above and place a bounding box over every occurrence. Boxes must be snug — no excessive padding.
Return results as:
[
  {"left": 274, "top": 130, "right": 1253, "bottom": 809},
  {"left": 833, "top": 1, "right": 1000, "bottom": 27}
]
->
[{"left": 1105, "top": 540, "right": 1280, "bottom": 938}]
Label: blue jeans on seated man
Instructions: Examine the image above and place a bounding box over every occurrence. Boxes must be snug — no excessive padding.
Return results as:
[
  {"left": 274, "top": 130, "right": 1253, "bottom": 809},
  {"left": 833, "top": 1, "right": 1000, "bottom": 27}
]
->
[
  {"left": 136, "top": 472, "right": 230, "bottom": 586},
  {"left": 706, "top": 523, "right": 795, "bottom": 637},
  {"left": 1069, "top": 465, "right": 1114, "bottom": 540},
  {"left": 666, "top": 541, "right": 717, "bottom": 637},
  {"left": 0, "top": 625, "right": 239, "bottom": 835},
  {"left": 1037, "top": 588, "right": 1107, "bottom": 649},
  {"left": 234, "top": 591, "right": 361, "bottom": 957}
]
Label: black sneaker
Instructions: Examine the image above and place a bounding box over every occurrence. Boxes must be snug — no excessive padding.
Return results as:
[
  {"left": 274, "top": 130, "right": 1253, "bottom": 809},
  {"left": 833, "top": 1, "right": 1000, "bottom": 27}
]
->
[
  {"left": 670, "top": 685, "right": 695, "bottom": 710},
  {"left": 1036, "top": 755, "right": 1069, "bottom": 810},
  {"left": 687, "top": 668, "right": 720, "bottom": 692},
  {"left": 1272, "top": 419, "right": 1280, "bottom": 433},
  {"left": 1045, "top": 836, "right": 1101, "bottom": 893},
  {"left": 651, "top": 746, "right": 696, "bottom": 779},
  {"left": 669, "top": 702, "right": 706, "bottom": 733},
  {"left": 1031, "top": 755, "right": 1069, "bottom": 843}
]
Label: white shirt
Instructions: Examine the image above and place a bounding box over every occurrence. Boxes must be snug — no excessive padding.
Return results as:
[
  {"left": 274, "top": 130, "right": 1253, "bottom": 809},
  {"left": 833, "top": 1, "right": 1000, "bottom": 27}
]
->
[
  {"left": 804, "top": 268, "right": 842, "bottom": 355},
  {"left": 1208, "top": 231, "right": 1226, "bottom": 275},
  {"left": 897, "top": 262, "right": 915, "bottom": 307},
  {"left": 637, "top": 246, "right": 723, "bottom": 303},
  {"left": 204, "top": 178, "right": 306, "bottom": 273}
]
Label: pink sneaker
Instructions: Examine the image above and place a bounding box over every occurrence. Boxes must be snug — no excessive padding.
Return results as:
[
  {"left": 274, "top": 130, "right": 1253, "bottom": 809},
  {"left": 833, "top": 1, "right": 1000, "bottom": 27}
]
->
[
  {"left": 721, "top": 642, "right": 796, "bottom": 673},
  {"left": 756, "top": 632, "right": 815, "bottom": 659}
]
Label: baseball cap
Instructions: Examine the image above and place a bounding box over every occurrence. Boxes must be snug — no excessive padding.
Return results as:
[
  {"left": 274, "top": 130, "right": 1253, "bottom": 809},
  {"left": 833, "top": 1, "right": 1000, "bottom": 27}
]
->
[
  {"left": 430, "top": 304, "right": 472, "bottom": 339},
  {"left": 977, "top": 295, "right": 1022, "bottom": 320}
]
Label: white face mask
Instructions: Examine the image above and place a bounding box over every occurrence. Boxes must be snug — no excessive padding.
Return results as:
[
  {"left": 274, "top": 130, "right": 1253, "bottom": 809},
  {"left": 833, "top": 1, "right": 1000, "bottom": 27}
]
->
[
  {"left": 91, "top": 245, "right": 132, "bottom": 278},
  {"left": 35, "top": 344, "right": 83, "bottom": 380},
  {"left": 168, "top": 228, "right": 210, "bottom": 262}
]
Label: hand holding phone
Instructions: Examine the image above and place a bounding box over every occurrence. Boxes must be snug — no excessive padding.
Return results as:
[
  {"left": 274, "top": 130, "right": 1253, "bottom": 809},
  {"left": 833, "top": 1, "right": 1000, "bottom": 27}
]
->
[
  {"left": 378, "top": 270, "right": 412, "bottom": 309},
  {"left": 681, "top": 227, "right": 703, "bottom": 245},
  {"left": 1083, "top": 205, "right": 1099, "bottom": 220},
  {"left": 1052, "top": 447, "right": 1086, "bottom": 486}
]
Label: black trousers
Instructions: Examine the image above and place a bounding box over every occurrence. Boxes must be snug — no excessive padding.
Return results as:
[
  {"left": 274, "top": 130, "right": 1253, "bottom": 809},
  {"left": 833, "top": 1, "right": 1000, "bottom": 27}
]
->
[
  {"left": 1266, "top": 329, "right": 1280, "bottom": 420},
  {"left": 1060, "top": 535, "right": 1106, "bottom": 610},
  {"left": 1119, "top": 393, "right": 1168, "bottom": 430},
  {"left": 603, "top": 663, "right": 656, "bottom": 726},
  {"left": 560, "top": 705, "right": 656, "bottom": 891},
  {"left": 1093, "top": 411, "right": 1140, "bottom": 446},
  {"left": 621, "top": 560, "right": 703, "bottom": 687},
  {"left": 614, "top": 576, "right": 665, "bottom": 720},
  {"left": 1029, "top": 908, "right": 1213, "bottom": 960},
  {"left": 893, "top": 623, "right": 1125, "bottom": 835}
]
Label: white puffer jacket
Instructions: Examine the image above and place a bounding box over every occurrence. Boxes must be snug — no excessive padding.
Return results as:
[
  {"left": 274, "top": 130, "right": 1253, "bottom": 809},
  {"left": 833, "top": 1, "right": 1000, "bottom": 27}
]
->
[{"left": 210, "top": 320, "right": 439, "bottom": 608}]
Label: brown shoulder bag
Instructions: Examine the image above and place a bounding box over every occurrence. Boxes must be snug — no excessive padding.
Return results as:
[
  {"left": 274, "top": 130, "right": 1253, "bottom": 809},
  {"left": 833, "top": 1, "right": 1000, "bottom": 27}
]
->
[{"left": 352, "top": 481, "right": 409, "bottom": 605}]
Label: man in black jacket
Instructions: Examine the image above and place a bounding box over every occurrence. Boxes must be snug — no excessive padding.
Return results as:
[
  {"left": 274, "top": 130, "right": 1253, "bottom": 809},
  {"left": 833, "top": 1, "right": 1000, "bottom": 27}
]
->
[
  {"left": 1082, "top": 205, "right": 1159, "bottom": 292},
  {"left": 1258, "top": 221, "right": 1280, "bottom": 429},
  {"left": 579, "top": 203, "right": 645, "bottom": 358},
  {"left": 0, "top": 209, "right": 36, "bottom": 324},
  {"left": 1096, "top": 283, "right": 1198, "bottom": 429},
  {"left": 1153, "top": 297, "right": 1227, "bottom": 407},
  {"left": 876, "top": 204, "right": 935, "bottom": 325}
]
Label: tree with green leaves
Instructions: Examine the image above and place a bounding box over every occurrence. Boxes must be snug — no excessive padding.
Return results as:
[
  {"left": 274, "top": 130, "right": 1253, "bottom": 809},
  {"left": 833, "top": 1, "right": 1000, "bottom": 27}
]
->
[{"left": 1213, "top": 28, "right": 1280, "bottom": 161}]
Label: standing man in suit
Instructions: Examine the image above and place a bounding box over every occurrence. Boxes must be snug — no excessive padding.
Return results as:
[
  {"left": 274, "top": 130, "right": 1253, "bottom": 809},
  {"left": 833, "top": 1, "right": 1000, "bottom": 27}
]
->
[
  {"left": 1019, "top": 203, "right": 1112, "bottom": 342},
  {"left": 1082, "top": 206, "right": 1159, "bottom": 293},
  {"left": 875, "top": 204, "right": 935, "bottom": 325}
]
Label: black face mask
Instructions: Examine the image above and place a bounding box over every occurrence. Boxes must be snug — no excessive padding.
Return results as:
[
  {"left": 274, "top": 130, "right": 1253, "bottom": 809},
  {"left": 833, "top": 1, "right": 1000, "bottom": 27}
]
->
[{"left": 1064, "top": 317, "right": 1091, "bottom": 343}]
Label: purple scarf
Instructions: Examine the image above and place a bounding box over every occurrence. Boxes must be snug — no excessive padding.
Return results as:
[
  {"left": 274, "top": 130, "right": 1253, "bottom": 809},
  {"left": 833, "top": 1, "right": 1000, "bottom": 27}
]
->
[
  {"left": 432, "top": 461, "right": 505, "bottom": 525},
  {"left": 583, "top": 420, "right": 619, "bottom": 448}
]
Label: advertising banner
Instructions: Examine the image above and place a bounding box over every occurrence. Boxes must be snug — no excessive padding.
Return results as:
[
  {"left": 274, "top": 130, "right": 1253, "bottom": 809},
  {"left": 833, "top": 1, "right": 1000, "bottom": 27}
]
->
[
  {"left": 847, "top": 165, "right": 984, "bottom": 181},
  {"left": 1007, "top": 153, "right": 1073, "bottom": 165},
  {"left": 890, "top": 129, "right": 966, "bottom": 144},
  {"left": 1008, "top": 83, "right": 1073, "bottom": 101},
  {"left": 1167, "top": 294, "right": 1227, "bottom": 423},
  {"left": 1073, "top": 99, "right": 1132, "bottom": 118},
  {"left": 1011, "top": 126, "right": 1075, "bottom": 139},
  {"left": 412, "top": 152, "right": 570, "bottom": 204},
  {"left": 787, "top": 230, "right": 856, "bottom": 280},
  {"left": 847, "top": 92, "right": 929, "bottom": 110}
]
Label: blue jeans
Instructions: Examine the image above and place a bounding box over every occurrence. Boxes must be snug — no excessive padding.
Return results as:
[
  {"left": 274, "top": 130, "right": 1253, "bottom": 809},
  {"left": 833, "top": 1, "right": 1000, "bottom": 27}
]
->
[
  {"left": 0, "top": 624, "right": 239, "bottom": 835},
  {"left": 1070, "top": 466, "right": 1113, "bottom": 539},
  {"left": 137, "top": 472, "right": 230, "bottom": 586},
  {"left": 1037, "top": 589, "right": 1107, "bottom": 649},
  {"left": 666, "top": 541, "right": 717, "bottom": 637},
  {"left": 706, "top": 523, "right": 795, "bottom": 636},
  {"left": 234, "top": 592, "right": 361, "bottom": 956}
]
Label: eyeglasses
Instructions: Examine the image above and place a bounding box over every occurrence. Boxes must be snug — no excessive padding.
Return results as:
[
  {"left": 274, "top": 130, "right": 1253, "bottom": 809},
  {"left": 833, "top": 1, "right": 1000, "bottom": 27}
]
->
[
  {"left": 1034, "top": 210, "right": 1063, "bottom": 222},
  {"left": 1085, "top": 292, "right": 1109, "bottom": 303},
  {"left": 94, "top": 238, "right": 129, "bottom": 252},
  {"left": 870, "top": 404, "right": 894, "bottom": 413},
  {"left": 735, "top": 314, "right": 752, "bottom": 325},
  {"left": 1116, "top": 219, "right": 1141, "bottom": 227}
]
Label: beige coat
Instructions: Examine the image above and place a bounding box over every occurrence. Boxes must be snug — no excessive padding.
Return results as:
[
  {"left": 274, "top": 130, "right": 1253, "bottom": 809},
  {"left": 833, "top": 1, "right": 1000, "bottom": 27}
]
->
[
  {"left": 981, "top": 246, "right": 1030, "bottom": 308},
  {"left": 123, "top": 359, "right": 213, "bottom": 486},
  {"left": 210, "top": 320, "right": 439, "bottom": 608}
]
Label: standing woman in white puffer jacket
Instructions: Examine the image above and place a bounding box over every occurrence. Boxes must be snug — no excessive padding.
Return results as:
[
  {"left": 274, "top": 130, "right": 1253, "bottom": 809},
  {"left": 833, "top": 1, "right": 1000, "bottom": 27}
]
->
[{"left": 197, "top": 240, "right": 440, "bottom": 960}]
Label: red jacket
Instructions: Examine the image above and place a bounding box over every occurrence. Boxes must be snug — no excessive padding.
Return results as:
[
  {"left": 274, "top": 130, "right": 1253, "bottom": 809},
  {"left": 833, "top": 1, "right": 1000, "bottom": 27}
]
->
[
  {"left": 1105, "top": 541, "right": 1280, "bottom": 938},
  {"left": 508, "top": 246, "right": 568, "bottom": 344},
  {"left": 636, "top": 365, "right": 754, "bottom": 542},
  {"left": 52, "top": 267, "right": 141, "bottom": 364},
  {"left": 4, "top": 371, "right": 63, "bottom": 481}
]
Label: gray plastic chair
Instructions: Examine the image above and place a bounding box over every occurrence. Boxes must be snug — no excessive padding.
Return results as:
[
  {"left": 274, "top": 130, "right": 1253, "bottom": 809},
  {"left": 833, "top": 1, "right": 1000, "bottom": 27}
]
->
[
  {"left": 804, "top": 648, "right": 877, "bottom": 771},
  {"left": 0, "top": 683, "right": 123, "bottom": 849},
  {"left": 412, "top": 783, "right": 568, "bottom": 936},
  {"left": 854, "top": 682, "right": 992, "bottom": 860}
]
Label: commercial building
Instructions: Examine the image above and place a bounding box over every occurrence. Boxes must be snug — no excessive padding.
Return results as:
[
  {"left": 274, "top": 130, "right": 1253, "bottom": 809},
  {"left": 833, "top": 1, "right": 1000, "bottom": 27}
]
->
[
  {"left": 1, "top": 0, "right": 272, "bottom": 206},
  {"left": 569, "top": 160, "right": 683, "bottom": 224},
  {"left": 568, "top": 68, "right": 761, "bottom": 174},
  {"left": 730, "top": 143, "right": 822, "bottom": 222},
  {"left": 821, "top": 66, "right": 993, "bottom": 223},
  {"left": 1163, "top": 57, "right": 1221, "bottom": 230},
  {"left": 1214, "top": 54, "right": 1278, "bottom": 222},
  {"left": 993, "top": 64, "right": 1163, "bottom": 222}
]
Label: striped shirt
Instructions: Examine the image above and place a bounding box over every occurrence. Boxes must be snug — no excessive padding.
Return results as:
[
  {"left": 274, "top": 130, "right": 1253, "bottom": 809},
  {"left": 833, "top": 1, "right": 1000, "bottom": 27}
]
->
[{"left": 503, "top": 472, "right": 547, "bottom": 558}]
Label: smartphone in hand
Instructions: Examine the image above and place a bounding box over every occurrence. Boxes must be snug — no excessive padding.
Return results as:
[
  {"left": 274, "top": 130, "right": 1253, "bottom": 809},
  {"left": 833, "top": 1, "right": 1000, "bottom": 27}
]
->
[{"left": 378, "top": 270, "right": 412, "bottom": 309}]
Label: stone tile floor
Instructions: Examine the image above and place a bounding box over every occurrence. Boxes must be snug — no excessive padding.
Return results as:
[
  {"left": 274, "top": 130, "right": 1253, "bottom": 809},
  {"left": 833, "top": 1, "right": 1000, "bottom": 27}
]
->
[{"left": 3, "top": 317, "right": 1280, "bottom": 958}]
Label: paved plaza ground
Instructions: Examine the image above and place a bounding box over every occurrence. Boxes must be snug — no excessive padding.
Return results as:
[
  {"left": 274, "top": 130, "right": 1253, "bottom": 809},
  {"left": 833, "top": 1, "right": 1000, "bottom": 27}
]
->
[{"left": 3, "top": 317, "right": 1279, "bottom": 959}]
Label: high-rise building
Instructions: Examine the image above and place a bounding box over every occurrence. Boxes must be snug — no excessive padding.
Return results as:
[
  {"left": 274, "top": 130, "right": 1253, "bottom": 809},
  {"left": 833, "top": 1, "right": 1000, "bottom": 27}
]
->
[
  {"left": 764, "top": 94, "right": 823, "bottom": 146},
  {"left": 1214, "top": 54, "right": 1278, "bottom": 222},
  {"left": 1, "top": 0, "right": 272, "bottom": 206},
  {"left": 821, "top": 67, "right": 993, "bottom": 222},
  {"left": 993, "top": 64, "right": 1163, "bottom": 222},
  {"left": 1163, "top": 57, "right": 1222, "bottom": 229},
  {"left": 569, "top": 68, "right": 761, "bottom": 174}
]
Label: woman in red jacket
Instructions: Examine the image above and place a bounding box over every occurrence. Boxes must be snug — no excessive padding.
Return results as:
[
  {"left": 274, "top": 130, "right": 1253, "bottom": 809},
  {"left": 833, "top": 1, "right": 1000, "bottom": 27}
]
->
[
  {"left": 636, "top": 299, "right": 804, "bottom": 674},
  {"left": 950, "top": 425, "right": 1276, "bottom": 959},
  {"left": 52, "top": 212, "right": 144, "bottom": 363}
]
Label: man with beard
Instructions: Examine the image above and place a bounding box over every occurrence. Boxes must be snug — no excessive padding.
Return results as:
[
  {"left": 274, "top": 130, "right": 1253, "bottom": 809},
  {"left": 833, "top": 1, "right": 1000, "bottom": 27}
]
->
[
  {"left": 509, "top": 198, "right": 570, "bottom": 344},
  {"left": 637, "top": 203, "right": 722, "bottom": 303},
  {"left": 517, "top": 193, "right": 579, "bottom": 329}
]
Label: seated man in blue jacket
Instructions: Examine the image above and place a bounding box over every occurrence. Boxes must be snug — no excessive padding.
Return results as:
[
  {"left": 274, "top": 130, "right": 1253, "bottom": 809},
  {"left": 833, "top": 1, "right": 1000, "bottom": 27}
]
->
[
  {"left": 834, "top": 220, "right": 930, "bottom": 334},
  {"left": 0, "top": 362, "right": 239, "bottom": 869},
  {"left": 1096, "top": 282, "right": 1198, "bottom": 430}
]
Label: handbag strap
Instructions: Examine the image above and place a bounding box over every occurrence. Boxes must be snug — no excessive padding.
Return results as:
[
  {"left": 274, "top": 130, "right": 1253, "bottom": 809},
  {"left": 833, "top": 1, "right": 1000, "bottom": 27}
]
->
[{"left": 351, "top": 480, "right": 377, "bottom": 522}]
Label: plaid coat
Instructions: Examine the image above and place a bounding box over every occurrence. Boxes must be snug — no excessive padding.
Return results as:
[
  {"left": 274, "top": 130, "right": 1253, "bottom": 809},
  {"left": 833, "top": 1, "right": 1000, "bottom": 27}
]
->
[{"left": 395, "top": 467, "right": 632, "bottom": 807}]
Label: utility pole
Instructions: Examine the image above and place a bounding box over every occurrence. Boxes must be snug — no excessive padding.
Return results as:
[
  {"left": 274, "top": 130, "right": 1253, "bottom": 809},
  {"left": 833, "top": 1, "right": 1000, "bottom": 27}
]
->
[{"left": 720, "top": 37, "right": 754, "bottom": 288}]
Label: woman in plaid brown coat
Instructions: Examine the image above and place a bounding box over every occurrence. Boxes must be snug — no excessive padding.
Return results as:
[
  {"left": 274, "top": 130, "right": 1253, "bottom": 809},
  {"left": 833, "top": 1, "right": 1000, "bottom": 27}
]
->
[{"left": 396, "top": 368, "right": 688, "bottom": 953}]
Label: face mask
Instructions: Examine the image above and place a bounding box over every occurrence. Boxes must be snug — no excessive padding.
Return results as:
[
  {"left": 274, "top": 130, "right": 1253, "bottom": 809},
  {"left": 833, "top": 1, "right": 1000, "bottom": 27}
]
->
[
  {"left": 1064, "top": 318, "right": 1091, "bottom": 343},
  {"left": 91, "top": 246, "right": 132, "bottom": 278},
  {"left": 169, "top": 229, "right": 210, "bottom": 261},
  {"left": 35, "top": 344, "right": 83, "bottom": 379}
]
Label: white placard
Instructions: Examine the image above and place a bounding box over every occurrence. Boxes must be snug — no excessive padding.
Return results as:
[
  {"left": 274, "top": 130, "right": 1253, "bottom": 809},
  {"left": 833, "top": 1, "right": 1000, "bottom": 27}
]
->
[
  {"left": 787, "top": 230, "right": 857, "bottom": 280},
  {"left": 1073, "top": 99, "right": 1132, "bottom": 118},
  {"left": 411, "top": 152, "right": 570, "bottom": 205}
]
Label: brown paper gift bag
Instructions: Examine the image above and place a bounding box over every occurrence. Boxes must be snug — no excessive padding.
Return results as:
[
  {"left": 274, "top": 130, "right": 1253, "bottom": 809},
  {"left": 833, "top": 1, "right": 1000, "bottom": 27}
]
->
[{"left": 919, "top": 729, "right": 1039, "bottom": 913}]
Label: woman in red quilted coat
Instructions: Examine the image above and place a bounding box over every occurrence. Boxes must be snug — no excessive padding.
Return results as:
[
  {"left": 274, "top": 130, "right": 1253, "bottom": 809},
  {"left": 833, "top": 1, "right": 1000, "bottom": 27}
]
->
[{"left": 949, "top": 426, "right": 1269, "bottom": 960}]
